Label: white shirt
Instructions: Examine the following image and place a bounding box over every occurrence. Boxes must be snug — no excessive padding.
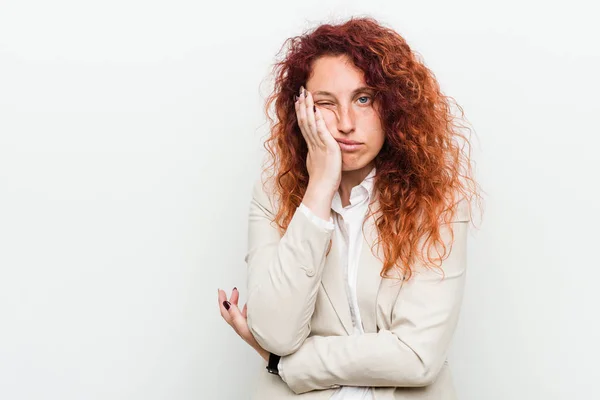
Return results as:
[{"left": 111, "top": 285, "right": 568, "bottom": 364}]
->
[{"left": 279, "top": 166, "right": 377, "bottom": 400}]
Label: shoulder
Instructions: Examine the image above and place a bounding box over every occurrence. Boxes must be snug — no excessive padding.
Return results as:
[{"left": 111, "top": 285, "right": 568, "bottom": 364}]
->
[{"left": 250, "top": 173, "right": 279, "bottom": 216}]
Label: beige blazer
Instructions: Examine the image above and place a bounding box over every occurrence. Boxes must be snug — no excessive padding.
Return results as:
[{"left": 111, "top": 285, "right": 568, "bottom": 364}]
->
[{"left": 244, "top": 176, "right": 470, "bottom": 400}]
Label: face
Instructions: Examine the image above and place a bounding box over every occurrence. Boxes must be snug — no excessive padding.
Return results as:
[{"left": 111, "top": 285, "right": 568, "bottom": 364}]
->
[{"left": 306, "top": 54, "right": 385, "bottom": 172}]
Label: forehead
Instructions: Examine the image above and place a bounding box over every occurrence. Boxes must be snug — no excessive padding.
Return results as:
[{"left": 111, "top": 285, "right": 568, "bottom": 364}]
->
[{"left": 307, "top": 55, "right": 367, "bottom": 93}]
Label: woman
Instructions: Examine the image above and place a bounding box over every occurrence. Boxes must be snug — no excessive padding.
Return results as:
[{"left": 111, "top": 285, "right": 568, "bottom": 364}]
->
[{"left": 218, "top": 16, "right": 483, "bottom": 400}]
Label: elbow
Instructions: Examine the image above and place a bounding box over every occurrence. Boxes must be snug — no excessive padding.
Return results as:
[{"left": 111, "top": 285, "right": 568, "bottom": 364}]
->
[
  {"left": 386, "top": 344, "right": 445, "bottom": 386},
  {"left": 407, "top": 360, "right": 447, "bottom": 387},
  {"left": 385, "top": 332, "right": 450, "bottom": 387},
  {"left": 262, "top": 338, "right": 304, "bottom": 357},
  {"left": 246, "top": 310, "right": 308, "bottom": 356},
  {"left": 412, "top": 369, "right": 437, "bottom": 387}
]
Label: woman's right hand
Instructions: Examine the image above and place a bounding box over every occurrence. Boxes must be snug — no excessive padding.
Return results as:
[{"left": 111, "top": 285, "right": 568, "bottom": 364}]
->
[{"left": 295, "top": 85, "right": 342, "bottom": 194}]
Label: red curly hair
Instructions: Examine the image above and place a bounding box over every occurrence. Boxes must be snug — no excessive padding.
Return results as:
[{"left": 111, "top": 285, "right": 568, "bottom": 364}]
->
[{"left": 259, "top": 16, "right": 484, "bottom": 281}]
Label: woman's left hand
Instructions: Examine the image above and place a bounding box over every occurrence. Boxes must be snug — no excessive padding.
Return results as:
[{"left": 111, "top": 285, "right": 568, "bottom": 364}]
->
[{"left": 218, "top": 287, "right": 270, "bottom": 362}]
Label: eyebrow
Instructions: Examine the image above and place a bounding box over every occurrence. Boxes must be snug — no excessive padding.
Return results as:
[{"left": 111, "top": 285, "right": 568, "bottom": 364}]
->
[{"left": 312, "top": 86, "right": 375, "bottom": 97}]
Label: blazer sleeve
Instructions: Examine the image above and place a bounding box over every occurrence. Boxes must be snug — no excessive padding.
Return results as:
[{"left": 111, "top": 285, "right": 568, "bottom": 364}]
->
[
  {"left": 244, "top": 177, "right": 335, "bottom": 356},
  {"left": 277, "top": 213, "right": 470, "bottom": 394}
]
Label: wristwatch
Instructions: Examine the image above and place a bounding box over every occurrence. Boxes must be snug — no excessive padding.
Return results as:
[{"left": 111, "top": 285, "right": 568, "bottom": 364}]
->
[{"left": 266, "top": 352, "right": 281, "bottom": 375}]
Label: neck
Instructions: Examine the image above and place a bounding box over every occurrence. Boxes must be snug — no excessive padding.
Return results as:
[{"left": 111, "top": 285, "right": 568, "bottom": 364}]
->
[{"left": 338, "top": 162, "right": 374, "bottom": 207}]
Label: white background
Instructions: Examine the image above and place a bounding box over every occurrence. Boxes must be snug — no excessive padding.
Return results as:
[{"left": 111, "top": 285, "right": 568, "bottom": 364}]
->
[{"left": 1, "top": 1, "right": 598, "bottom": 399}]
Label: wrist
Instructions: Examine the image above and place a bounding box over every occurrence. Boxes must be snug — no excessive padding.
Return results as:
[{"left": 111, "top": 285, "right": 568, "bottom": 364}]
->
[
  {"left": 303, "top": 184, "right": 335, "bottom": 221},
  {"left": 266, "top": 352, "right": 282, "bottom": 376},
  {"left": 306, "top": 181, "right": 337, "bottom": 198},
  {"left": 258, "top": 348, "right": 269, "bottom": 362}
]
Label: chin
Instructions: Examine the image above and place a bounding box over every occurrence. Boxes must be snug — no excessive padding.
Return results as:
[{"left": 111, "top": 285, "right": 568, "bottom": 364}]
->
[
  {"left": 341, "top": 159, "right": 368, "bottom": 172},
  {"left": 340, "top": 151, "right": 377, "bottom": 172}
]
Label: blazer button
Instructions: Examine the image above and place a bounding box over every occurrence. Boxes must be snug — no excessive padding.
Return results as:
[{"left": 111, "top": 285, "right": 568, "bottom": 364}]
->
[{"left": 305, "top": 266, "right": 315, "bottom": 277}]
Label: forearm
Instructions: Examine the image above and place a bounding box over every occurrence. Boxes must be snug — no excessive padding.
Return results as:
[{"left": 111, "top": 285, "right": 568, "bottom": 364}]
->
[
  {"left": 245, "top": 181, "right": 335, "bottom": 356},
  {"left": 279, "top": 331, "right": 449, "bottom": 394}
]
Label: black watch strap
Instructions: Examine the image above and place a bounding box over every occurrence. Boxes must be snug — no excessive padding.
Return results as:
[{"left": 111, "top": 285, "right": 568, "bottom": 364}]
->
[{"left": 266, "top": 352, "right": 281, "bottom": 375}]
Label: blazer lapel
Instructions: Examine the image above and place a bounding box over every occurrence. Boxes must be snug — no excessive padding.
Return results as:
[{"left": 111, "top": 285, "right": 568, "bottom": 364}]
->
[
  {"left": 356, "top": 202, "right": 384, "bottom": 334},
  {"left": 320, "top": 230, "right": 354, "bottom": 336}
]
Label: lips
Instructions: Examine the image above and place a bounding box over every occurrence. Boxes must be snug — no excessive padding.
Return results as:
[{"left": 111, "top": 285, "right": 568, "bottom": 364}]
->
[
  {"left": 336, "top": 140, "right": 362, "bottom": 152},
  {"left": 335, "top": 139, "right": 362, "bottom": 145}
]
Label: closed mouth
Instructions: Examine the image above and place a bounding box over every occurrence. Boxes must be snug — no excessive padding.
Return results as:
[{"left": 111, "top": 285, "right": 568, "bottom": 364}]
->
[{"left": 336, "top": 139, "right": 362, "bottom": 145}]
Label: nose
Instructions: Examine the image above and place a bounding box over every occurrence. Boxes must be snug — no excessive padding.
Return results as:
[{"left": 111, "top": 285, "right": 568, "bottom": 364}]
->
[{"left": 336, "top": 104, "right": 355, "bottom": 134}]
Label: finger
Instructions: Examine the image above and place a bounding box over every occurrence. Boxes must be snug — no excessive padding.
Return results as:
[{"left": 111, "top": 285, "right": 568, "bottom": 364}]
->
[
  {"left": 217, "top": 289, "right": 233, "bottom": 325},
  {"left": 296, "top": 87, "right": 316, "bottom": 149},
  {"left": 295, "top": 97, "right": 315, "bottom": 149},
  {"left": 304, "top": 90, "right": 320, "bottom": 144},
  {"left": 225, "top": 300, "right": 248, "bottom": 335},
  {"left": 314, "top": 107, "right": 334, "bottom": 144},
  {"left": 230, "top": 287, "right": 239, "bottom": 306}
]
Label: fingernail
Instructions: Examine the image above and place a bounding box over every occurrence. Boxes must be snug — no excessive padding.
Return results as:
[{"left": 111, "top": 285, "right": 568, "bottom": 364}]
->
[
  {"left": 233, "top": 287, "right": 237, "bottom": 291},
  {"left": 294, "top": 94, "right": 298, "bottom": 102},
  {"left": 313, "top": 105, "right": 316, "bottom": 112},
  {"left": 223, "top": 301, "right": 231, "bottom": 310}
]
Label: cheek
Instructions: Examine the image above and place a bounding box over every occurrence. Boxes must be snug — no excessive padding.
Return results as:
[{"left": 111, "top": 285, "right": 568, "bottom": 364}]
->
[
  {"left": 372, "top": 131, "right": 385, "bottom": 150},
  {"left": 362, "top": 120, "right": 385, "bottom": 152},
  {"left": 364, "top": 137, "right": 384, "bottom": 158}
]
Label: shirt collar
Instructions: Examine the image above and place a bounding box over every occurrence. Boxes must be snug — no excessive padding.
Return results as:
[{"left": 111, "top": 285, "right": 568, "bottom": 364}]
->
[
  {"left": 331, "top": 166, "right": 377, "bottom": 214},
  {"left": 361, "top": 165, "right": 376, "bottom": 195}
]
